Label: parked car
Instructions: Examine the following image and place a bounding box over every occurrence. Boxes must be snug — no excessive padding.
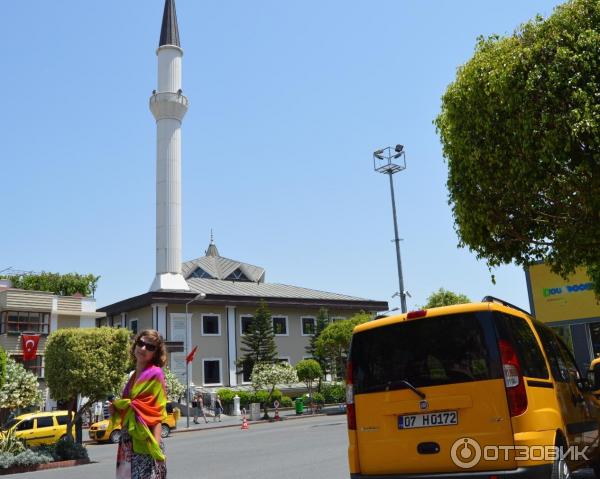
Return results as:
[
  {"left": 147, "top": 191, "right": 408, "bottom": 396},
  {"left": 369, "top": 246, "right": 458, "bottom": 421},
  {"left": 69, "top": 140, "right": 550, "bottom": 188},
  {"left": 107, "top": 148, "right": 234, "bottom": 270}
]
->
[
  {"left": 89, "top": 402, "right": 180, "bottom": 443},
  {"left": 1, "top": 410, "right": 74, "bottom": 446},
  {"left": 347, "top": 296, "right": 600, "bottom": 478}
]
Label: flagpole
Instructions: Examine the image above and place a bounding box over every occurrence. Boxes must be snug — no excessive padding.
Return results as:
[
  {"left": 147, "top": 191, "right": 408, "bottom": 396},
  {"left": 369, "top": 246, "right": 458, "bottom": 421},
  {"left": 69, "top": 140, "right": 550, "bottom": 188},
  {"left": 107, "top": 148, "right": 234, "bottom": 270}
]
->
[{"left": 185, "top": 293, "right": 205, "bottom": 429}]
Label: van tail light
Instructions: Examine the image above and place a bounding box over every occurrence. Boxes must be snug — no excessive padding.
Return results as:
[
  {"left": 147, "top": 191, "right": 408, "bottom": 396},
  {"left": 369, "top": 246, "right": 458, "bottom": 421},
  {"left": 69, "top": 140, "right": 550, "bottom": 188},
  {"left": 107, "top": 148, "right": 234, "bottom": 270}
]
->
[
  {"left": 346, "top": 361, "right": 356, "bottom": 430},
  {"left": 499, "top": 339, "right": 527, "bottom": 416},
  {"left": 406, "top": 310, "right": 427, "bottom": 320}
]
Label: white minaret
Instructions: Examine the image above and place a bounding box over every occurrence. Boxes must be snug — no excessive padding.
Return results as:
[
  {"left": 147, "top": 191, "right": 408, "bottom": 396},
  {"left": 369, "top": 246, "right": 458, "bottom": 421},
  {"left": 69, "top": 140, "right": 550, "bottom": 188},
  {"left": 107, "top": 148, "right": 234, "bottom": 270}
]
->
[{"left": 149, "top": 0, "right": 190, "bottom": 291}]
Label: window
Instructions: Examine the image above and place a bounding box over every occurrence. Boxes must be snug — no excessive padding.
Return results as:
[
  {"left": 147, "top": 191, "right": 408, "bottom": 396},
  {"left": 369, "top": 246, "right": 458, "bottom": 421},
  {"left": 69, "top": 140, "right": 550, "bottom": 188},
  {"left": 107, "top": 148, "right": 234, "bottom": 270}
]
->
[
  {"left": 13, "top": 355, "right": 44, "bottom": 378},
  {"left": 272, "top": 316, "right": 288, "bottom": 336},
  {"left": 190, "top": 267, "right": 214, "bottom": 279},
  {"left": 202, "top": 315, "right": 220, "bottom": 335},
  {"left": 495, "top": 313, "right": 549, "bottom": 379},
  {"left": 36, "top": 416, "right": 53, "bottom": 428},
  {"left": 56, "top": 415, "right": 69, "bottom": 426},
  {"left": 534, "top": 323, "right": 572, "bottom": 382},
  {"left": 278, "top": 357, "right": 290, "bottom": 364},
  {"left": 301, "top": 317, "right": 316, "bottom": 336},
  {"left": 130, "top": 319, "right": 138, "bottom": 335},
  {"left": 240, "top": 316, "right": 253, "bottom": 335},
  {"left": 203, "top": 359, "right": 222, "bottom": 385},
  {"left": 241, "top": 361, "right": 253, "bottom": 383},
  {"left": 16, "top": 420, "right": 34, "bottom": 431},
  {"left": 225, "top": 268, "right": 249, "bottom": 281},
  {"left": 331, "top": 316, "right": 346, "bottom": 323},
  {"left": 1, "top": 311, "right": 50, "bottom": 334}
]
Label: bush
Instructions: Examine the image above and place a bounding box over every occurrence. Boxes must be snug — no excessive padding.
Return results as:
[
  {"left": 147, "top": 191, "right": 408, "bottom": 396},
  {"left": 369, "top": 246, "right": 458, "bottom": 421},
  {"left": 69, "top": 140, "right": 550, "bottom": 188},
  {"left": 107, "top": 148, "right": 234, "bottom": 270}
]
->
[
  {"left": 321, "top": 383, "right": 345, "bottom": 403},
  {"left": 0, "top": 449, "right": 52, "bottom": 469},
  {"left": 0, "top": 428, "right": 26, "bottom": 454},
  {"left": 217, "top": 389, "right": 236, "bottom": 405},
  {"left": 311, "top": 392, "right": 325, "bottom": 405},
  {"left": 53, "top": 438, "right": 88, "bottom": 461},
  {"left": 252, "top": 390, "right": 269, "bottom": 406},
  {"left": 280, "top": 395, "right": 293, "bottom": 407}
]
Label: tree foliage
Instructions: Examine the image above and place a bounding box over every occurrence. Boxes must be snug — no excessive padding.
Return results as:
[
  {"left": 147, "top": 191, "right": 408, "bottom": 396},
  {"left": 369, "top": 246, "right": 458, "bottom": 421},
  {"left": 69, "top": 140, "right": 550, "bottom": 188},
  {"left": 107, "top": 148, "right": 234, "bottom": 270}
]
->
[
  {"left": 315, "top": 312, "right": 371, "bottom": 380},
  {"left": 0, "top": 358, "right": 42, "bottom": 410},
  {"left": 238, "top": 300, "right": 278, "bottom": 377},
  {"left": 435, "top": 0, "right": 600, "bottom": 296},
  {"left": 251, "top": 362, "right": 298, "bottom": 418},
  {"left": 295, "top": 359, "right": 323, "bottom": 413},
  {"left": 0, "top": 272, "right": 100, "bottom": 297},
  {"left": 306, "top": 307, "right": 329, "bottom": 369},
  {"left": 45, "top": 327, "right": 130, "bottom": 437},
  {"left": 422, "top": 288, "right": 471, "bottom": 308},
  {"left": 0, "top": 348, "right": 7, "bottom": 391},
  {"left": 163, "top": 367, "right": 185, "bottom": 401}
]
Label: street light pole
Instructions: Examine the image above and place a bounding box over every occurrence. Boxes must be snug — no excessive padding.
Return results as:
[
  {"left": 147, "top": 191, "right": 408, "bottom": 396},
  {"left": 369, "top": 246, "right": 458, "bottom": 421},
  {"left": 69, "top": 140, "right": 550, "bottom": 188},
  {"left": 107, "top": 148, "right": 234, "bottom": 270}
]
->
[
  {"left": 184, "top": 292, "right": 206, "bottom": 428},
  {"left": 373, "top": 145, "right": 408, "bottom": 313}
]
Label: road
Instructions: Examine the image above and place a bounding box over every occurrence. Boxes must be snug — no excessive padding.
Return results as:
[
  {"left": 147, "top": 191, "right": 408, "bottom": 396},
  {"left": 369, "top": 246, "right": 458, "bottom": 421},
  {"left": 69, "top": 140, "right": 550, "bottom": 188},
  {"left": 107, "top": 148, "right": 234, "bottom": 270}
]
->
[
  {"left": 4, "top": 414, "right": 596, "bottom": 479},
  {"left": 7, "top": 415, "right": 350, "bottom": 479}
]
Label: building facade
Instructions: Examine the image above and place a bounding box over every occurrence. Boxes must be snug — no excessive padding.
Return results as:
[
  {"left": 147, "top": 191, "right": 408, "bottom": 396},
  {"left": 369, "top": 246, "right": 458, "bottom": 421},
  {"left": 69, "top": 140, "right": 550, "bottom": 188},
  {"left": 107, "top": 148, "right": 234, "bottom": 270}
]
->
[
  {"left": 526, "top": 263, "right": 600, "bottom": 373},
  {"left": 98, "top": 242, "right": 388, "bottom": 389},
  {"left": 0, "top": 279, "right": 104, "bottom": 408}
]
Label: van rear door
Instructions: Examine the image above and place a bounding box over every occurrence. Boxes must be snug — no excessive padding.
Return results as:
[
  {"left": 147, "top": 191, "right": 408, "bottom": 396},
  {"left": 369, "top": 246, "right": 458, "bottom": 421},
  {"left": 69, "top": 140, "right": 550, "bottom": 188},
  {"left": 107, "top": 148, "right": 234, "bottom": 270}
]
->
[{"left": 349, "top": 311, "right": 516, "bottom": 475}]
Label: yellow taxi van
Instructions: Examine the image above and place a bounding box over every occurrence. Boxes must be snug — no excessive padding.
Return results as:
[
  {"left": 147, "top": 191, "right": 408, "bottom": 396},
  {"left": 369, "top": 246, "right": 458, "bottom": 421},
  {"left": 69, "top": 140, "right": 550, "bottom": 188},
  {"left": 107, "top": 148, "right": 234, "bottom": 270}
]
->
[
  {"left": 1, "top": 410, "right": 74, "bottom": 446},
  {"left": 88, "top": 402, "right": 180, "bottom": 443},
  {"left": 346, "top": 297, "right": 600, "bottom": 479}
]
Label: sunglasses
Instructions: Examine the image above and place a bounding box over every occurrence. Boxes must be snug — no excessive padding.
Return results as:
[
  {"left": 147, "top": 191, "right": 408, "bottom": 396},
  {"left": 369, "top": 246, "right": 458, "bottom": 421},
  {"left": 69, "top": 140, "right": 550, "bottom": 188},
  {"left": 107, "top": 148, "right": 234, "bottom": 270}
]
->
[{"left": 136, "top": 339, "right": 157, "bottom": 353}]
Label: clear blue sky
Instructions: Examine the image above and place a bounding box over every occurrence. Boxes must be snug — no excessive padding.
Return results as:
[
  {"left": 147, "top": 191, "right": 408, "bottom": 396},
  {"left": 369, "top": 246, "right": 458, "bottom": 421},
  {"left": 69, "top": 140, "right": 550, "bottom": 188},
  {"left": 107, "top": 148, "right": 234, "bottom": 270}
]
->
[{"left": 2, "top": 0, "right": 563, "bottom": 312}]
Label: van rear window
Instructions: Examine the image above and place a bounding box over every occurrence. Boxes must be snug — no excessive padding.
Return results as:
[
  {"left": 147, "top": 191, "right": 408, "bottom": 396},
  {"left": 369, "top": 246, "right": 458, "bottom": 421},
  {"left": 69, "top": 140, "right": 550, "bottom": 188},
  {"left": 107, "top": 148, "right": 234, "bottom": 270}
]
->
[{"left": 350, "top": 313, "right": 500, "bottom": 394}]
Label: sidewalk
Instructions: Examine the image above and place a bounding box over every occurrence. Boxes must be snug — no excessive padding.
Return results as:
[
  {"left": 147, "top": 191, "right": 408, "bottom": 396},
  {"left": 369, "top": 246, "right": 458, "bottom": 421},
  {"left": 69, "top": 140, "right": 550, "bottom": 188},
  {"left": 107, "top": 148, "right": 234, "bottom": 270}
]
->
[{"left": 171, "top": 404, "right": 346, "bottom": 434}]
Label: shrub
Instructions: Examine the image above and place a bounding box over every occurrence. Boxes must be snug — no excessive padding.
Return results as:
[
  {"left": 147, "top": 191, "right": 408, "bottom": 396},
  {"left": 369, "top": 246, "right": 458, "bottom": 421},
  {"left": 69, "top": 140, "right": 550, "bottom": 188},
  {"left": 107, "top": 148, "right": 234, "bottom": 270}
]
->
[
  {"left": 252, "top": 390, "right": 269, "bottom": 406},
  {"left": 0, "top": 449, "right": 52, "bottom": 469},
  {"left": 311, "top": 392, "right": 325, "bottom": 405},
  {"left": 280, "top": 395, "right": 293, "bottom": 407},
  {"left": 53, "top": 438, "right": 88, "bottom": 461},
  {"left": 321, "top": 383, "right": 345, "bottom": 403},
  {"left": 217, "top": 389, "right": 236, "bottom": 405},
  {"left": 0, "top": 428, "right": 26, "bottom": 454}
]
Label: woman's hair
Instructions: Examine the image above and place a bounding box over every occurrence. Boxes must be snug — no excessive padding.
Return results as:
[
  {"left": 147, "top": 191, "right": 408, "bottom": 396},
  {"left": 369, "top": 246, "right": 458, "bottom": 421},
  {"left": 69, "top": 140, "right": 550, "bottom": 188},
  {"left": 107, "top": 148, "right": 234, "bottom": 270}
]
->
[{"left": 130, "top": 329, "right": 167, "bottom": 367}]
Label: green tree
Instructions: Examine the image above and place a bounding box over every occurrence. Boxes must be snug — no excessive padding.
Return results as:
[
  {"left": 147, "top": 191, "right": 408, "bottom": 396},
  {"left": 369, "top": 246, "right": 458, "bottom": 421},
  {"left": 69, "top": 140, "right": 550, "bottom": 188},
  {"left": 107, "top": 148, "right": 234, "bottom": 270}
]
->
[
  {"left": 0, "top": 348, "right": 7, "bottom": 391},
  {"left": 237, "top": 300, "right": 278, "bottom": 380},
  {"left": 422, "top": 288, "right": 471, "bottom": 308},
  {"left": 435, "top": 0, "right": 600, "bottom": 297},
  {"left": 315, "top": 311, "right": 371, "bottom": 380},
  {"left": 251, "top": 362, "right": 298, "bottom": 419},
  {"left": 306, "top": 307, "right": 329, "bottom": 370},
  {"left": 0, "top": 358, "right": 42, "bottom": 414},
  {"left": 0, "top": 272, "right": 100, "bottom": 297},
  {"left": 295, "top": 359, "right": 323, "bottom": 413},
  {"left": 45, "top": 327, "right": 130, "bottom": 441}
]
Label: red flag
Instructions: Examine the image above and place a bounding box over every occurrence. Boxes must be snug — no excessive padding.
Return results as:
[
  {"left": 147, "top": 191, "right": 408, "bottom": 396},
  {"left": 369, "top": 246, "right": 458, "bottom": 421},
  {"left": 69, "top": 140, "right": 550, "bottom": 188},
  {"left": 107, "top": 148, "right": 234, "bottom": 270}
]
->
[
  {"left": 22, "top": 334, "right": 40, "bottom": 361},
  {"left": 186, "top": 345, "right": 198, "bottom": 364}
]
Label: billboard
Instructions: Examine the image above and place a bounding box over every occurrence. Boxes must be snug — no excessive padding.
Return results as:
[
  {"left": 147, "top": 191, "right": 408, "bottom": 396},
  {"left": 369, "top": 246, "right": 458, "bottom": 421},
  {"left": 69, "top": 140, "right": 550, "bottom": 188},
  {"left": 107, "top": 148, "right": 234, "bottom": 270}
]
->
[{"left": 528, "top": 264, "right": 600, "bottom": 323}]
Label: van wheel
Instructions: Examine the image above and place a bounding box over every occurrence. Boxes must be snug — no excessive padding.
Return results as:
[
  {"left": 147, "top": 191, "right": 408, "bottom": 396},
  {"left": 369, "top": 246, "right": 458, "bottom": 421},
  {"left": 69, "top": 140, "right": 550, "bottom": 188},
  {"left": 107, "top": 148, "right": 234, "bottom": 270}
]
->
[
  {"left": 109, "top": 430, "right": 121, "bottom": 444},
  {"left": 551, "top": 443, "right": 570, "bottom": 479},
  {"left": 160, "top": 424, "right": 170, "bottom": 438}
]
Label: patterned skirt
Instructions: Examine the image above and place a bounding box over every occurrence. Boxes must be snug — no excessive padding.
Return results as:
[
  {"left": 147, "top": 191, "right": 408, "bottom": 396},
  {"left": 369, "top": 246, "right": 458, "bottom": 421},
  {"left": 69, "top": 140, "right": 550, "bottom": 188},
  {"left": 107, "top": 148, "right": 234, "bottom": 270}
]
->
[{"left": 116, "top": 430, "right": 167, "bottom": 479}]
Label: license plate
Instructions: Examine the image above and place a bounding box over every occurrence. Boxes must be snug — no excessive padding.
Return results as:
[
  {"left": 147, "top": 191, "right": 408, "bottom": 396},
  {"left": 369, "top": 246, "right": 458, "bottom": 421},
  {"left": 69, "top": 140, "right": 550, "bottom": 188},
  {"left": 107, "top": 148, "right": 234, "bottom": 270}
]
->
[{"left": 398, "top": 411, "right": 458, "bottom": 429}]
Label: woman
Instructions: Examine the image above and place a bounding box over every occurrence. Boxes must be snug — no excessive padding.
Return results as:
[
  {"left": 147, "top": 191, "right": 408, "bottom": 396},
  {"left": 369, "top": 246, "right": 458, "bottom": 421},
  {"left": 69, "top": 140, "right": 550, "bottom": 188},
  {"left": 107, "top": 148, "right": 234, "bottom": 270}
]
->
[{"left": 111, "top": 330, "right": 168, "bottom": 479}]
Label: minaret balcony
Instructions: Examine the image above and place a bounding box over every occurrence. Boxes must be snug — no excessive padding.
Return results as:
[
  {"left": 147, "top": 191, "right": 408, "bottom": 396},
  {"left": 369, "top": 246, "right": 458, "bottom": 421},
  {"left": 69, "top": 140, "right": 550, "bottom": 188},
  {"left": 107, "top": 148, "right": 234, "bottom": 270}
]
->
[{"left": 150, "top": 91, "right": 189, "bottom": 121}]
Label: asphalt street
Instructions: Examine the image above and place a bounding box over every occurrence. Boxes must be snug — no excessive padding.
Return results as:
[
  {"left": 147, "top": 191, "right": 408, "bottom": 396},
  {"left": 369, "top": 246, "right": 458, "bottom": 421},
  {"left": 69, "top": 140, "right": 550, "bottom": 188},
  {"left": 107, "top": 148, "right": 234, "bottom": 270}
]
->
[
  {"left": 3, "top": 414, "right": 597, "bottom": 479},
  {"left": 6, "top": 414, "right": 349, "bottom": 479}
]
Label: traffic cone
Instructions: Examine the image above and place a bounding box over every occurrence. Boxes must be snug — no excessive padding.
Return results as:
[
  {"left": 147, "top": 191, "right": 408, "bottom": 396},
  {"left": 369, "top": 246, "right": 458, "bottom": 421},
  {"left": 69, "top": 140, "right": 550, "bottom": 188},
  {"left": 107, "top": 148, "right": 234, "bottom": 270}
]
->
[
  {"left": 241, "top": 416, "right": 249, "bottom": 430},
  {"left": 274, "top": 408, "right": 280, "bottom": 421}
]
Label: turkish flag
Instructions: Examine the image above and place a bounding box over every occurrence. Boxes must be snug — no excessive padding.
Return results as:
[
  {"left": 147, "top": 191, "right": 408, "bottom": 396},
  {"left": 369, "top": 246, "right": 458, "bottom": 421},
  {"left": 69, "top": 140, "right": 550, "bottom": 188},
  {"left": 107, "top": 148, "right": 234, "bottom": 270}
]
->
[
  {"left": 22, "top": 334, "right": 40, "bottom": 361},
  {"left": 186, "top": 345, "right": 198, "bottom": 364}
]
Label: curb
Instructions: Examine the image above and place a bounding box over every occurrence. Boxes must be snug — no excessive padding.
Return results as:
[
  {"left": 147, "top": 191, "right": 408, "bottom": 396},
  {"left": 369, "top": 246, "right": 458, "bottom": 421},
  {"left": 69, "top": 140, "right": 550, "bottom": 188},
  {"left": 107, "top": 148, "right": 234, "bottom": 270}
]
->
[{"left": 0, "top": 458, "right": 91, "bottom": 476}]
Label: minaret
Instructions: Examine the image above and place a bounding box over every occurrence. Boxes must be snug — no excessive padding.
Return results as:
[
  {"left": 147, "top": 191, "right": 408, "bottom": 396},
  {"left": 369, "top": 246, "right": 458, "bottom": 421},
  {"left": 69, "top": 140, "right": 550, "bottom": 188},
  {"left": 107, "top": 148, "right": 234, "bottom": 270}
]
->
[{"left": 149, "top": 0, "right": 190, "bottom": 291}]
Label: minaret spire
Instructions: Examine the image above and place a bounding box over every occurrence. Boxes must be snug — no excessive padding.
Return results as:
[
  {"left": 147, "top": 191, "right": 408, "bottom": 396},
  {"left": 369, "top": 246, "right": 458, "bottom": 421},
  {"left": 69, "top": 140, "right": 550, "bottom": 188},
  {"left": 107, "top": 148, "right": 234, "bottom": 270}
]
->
[
  {"left": 159, "top": 0, "right": 180, "bottom": 47},
  {"left": 149, "top": 0, "right": 189, "bottom": 292}
]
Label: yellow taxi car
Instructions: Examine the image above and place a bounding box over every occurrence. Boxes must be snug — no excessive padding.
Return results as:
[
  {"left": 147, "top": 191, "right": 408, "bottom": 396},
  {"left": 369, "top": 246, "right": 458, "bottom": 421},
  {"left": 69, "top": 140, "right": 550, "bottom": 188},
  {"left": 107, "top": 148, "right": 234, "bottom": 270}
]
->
[
  {"left": 1, "top": 410, "right": 74, "bottom": 446},
  {"left": 89, "top": 402, "right": 180, "bottom": 443},
  {"left": 347, "top": 296, "right": 600, "bottom": 479}
]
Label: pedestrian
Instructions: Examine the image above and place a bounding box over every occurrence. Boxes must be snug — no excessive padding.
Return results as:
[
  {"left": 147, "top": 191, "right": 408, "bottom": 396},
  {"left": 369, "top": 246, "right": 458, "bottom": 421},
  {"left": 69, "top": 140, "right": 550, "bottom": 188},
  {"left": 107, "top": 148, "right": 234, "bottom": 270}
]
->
[
  {"left": 110, "top": 329, "right": 168, "bottom": 479},
  {"left": 214, "top": 396, "right": 223, "bottom": 422},
  {"left": 193, "top": 393, "right": 208, "bottom": 424}
]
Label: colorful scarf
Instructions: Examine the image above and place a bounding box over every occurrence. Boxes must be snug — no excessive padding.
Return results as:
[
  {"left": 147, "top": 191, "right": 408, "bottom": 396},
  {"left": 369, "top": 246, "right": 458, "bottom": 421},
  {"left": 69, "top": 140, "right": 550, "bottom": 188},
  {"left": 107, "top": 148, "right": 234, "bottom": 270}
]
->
[{"left": 110, "top": 365, "right": 167, "bottom": 461}]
